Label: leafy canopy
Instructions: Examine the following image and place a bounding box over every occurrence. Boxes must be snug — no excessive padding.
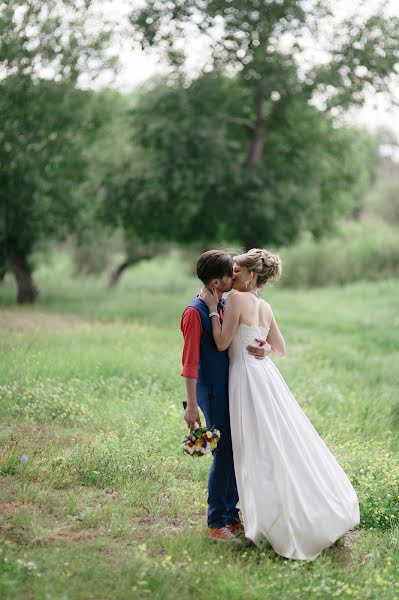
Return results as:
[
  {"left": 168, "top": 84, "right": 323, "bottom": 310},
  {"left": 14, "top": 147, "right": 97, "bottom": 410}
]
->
[
  {"left": 103, "top": 73, "right": 377, "bottom": 248},
  {"left": 0, "top": 0, "right": 117, "bottom": 255}
]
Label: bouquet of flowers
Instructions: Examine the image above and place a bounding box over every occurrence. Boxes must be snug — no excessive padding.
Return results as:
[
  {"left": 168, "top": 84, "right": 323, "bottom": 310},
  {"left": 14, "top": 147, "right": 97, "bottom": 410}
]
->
[{"left": 181, "top": 427, "right": 221, "bottom": 457}]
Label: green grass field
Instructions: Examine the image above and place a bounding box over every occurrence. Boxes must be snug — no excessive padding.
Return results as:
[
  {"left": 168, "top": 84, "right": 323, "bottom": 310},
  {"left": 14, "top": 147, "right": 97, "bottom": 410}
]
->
[{"left": 1, "top": 253, "right": 399, "bottom": 599}]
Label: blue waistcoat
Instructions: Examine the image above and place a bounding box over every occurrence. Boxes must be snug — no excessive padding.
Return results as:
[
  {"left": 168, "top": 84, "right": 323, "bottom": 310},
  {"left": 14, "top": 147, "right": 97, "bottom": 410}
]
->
[{"left": 188, "top": 296, "right": 229, "bottom": 387}]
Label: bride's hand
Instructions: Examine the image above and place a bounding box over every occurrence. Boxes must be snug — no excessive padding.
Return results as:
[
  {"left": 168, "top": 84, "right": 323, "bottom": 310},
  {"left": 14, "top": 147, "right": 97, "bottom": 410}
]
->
[{"left": 199, "top": 286, "right": 218, "bottom": 311}]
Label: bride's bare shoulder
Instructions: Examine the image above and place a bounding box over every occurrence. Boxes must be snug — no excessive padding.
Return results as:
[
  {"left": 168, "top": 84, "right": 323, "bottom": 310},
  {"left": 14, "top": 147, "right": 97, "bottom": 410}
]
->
[
  {"left": 261, "top": 298, "right": 272, "bottom": 309},
  {"left": 227, "top": 291, "right": 247, "bottom": 303},
  {"left": 261, "top": 298, "right": 274, "bottom": 317}
]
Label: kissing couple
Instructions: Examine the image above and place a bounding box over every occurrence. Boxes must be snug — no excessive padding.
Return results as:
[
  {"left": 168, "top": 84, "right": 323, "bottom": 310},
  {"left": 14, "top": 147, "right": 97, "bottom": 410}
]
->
[{"left": 180, "top": 249, "right": 360, "bottom": 560}]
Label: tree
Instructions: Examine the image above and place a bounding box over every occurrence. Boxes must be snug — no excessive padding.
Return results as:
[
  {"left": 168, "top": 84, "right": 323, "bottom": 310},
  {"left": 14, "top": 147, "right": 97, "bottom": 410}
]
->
[
  {"left": 120, "top": 1, "right": 395, "bottom": 249},
  {"left": 69, "top": 89, "right": 136, "bottom": 282},
  {"left": 130, "top": 0, "right": 399, "bottom": 173},
  {"left": 66, "top": 86, "right": 162, "bottom": 288},
  {"left": 101, "top": 72, "right": 377, "bottom": 251},
  {"left": 0, "top": 0, "right": 116, "bottom": 302}
]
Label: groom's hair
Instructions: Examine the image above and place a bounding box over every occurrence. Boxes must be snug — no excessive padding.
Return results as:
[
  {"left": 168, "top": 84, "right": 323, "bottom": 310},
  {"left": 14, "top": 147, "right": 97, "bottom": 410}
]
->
[{"left": 196, "top": 250, "right": 233, "bottom": 284}]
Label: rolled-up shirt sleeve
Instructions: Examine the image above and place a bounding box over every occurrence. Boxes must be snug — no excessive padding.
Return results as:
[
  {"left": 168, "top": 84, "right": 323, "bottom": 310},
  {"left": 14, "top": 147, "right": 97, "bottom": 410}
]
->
[{"left": 180, "top": 307, "right": 202, "bottom": 378}]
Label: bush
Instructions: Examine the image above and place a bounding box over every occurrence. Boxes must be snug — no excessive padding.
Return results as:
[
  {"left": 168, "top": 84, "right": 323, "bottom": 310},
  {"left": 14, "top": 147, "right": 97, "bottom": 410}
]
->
[
  {"left": 364, "top": 175, "right": 399, "bottom": 225},
  {"left": 279, "top": 219, "right": 399, "bottom": 288}
]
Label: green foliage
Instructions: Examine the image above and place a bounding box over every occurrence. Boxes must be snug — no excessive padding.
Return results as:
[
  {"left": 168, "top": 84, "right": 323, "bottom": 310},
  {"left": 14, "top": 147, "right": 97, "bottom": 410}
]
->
[
  {"left": 279, "top": 219, "right": 399, "bottom": 288},
  {"left": 0, "top": 78, "right": 104, "bottom": 253},
  {"left": 105, "top": 74, "right": 377, "bottom": 248},
  {"left": 0, "top": 1, "right": 115, "bottom": 83},
  {"left": 72, "top": 89, "right": 138, "bottom": 271},
  {"left": 364, "top": 175, "right": 399, "bottom": 225},
  {"left": 0, "top": 0, "right": 118, "bottom": 300},
  {"left": 130, "top": 1, "right": 399, "bottom": 111},
  {"left": 72, "top": 234, "right": 113, "bottom": 277},
  {"left": 123, "top": 0, "right": 397, "bottom": 250}
]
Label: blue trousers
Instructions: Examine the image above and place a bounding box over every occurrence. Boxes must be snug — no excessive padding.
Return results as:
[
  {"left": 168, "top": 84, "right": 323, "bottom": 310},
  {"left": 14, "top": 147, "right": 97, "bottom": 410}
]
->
[{"left": 197, "top": 382, "right": 240, "bottom": 528}]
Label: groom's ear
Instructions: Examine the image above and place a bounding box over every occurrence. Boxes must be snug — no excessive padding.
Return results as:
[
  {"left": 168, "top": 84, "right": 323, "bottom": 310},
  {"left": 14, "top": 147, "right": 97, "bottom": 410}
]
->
[{"left": 210, "top": 278, "right": 219, "bottom": 290}]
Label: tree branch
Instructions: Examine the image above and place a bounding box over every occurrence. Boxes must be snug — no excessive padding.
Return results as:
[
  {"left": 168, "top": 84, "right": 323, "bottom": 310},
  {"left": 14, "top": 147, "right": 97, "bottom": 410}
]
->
[{"left": 216, "top": 113, "right": 255, "bottom": 130}]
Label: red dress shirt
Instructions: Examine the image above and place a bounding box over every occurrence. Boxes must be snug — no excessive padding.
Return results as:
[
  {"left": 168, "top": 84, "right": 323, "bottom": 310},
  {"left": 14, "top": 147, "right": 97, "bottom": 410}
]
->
[
  {"left": 180, "top": 307, "right": 202, "bottom": 378},
  {"left": 180, "top": 299, "right": 224, "bottom": 379}
]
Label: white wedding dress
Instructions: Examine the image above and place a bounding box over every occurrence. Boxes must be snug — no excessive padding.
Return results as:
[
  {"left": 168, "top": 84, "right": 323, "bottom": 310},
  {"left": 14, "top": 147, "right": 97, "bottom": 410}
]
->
[{"left": 228, "top": 322, "right": 360, "bottom": 561}]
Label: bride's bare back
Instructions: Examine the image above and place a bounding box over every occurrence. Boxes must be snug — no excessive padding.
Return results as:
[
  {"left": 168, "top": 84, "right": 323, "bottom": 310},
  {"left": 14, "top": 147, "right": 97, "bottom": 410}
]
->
[
  {"left": 200, "top": 287, "right": 286, "bottom": 357},
  {"left": 231, "top": 290, "right": 286, "bottom": 357},
  {"left": 231, "top": 290, "right": 271, "bottom": 328}
]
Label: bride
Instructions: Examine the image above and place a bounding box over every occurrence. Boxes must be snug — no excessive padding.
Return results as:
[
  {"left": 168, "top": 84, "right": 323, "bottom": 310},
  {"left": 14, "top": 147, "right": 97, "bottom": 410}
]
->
[{"left": 200, "top": 248, "right": 360, "bottom": 561}]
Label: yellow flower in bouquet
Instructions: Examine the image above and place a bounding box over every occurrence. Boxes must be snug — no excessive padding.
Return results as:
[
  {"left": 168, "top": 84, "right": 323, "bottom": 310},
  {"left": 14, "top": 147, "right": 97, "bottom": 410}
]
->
[{"left": 181, "top": 427, "right": 221, "bottom": 457}]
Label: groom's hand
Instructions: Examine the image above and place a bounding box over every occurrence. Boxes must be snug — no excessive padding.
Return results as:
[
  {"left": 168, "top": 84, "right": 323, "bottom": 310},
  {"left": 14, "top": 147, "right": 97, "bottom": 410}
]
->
[
  {"left": 247, "top": 340, "right": 272, "bottom": 360},
  {"left": 185, "top": 404, "right": 202, "bottom": 431}
]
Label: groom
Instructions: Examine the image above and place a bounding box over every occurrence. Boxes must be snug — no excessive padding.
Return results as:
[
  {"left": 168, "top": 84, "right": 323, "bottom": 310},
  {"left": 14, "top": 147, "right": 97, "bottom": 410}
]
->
[{"left": 181, "top": 250, "right": 268, "bottom": 542}]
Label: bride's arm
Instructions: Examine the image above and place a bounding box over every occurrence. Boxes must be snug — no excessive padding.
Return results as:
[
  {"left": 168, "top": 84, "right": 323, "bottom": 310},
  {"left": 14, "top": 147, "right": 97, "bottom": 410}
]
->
[
  {"left": 267, "top": 311, "right": 286, "bottom": 357},
  {"left": 203, "top": 291, "right": 241, "bottom": 351}
]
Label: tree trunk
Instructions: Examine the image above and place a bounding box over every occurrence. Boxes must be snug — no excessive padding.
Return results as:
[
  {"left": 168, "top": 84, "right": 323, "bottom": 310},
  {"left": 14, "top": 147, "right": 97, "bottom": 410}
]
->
[
  {"left": 107, "top": 260, "right": 131, "bottom": 289},
  {"left": 107, "top": 248, "right": 158, "bottom": 289},
  {"left": 5, "top": 238, "right": 39, "bottom": 303},
  {"left": 245, "top": 93, "right": 267, "bottom": 173}
]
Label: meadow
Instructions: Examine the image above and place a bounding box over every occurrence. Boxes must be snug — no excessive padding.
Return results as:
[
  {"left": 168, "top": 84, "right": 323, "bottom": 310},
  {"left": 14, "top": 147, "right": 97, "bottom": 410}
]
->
[{"left": 0, "top": 252, "right": 399, "bottom": 599}]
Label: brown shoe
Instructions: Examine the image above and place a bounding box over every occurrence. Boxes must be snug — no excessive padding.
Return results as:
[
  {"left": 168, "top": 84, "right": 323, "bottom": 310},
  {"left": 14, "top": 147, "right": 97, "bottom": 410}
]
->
[
  {"left": 206, "top": 526, "right": 242, "bottom": 543},
  {"left": 226, "top": 522, "right": 245, "bottom": 535}
]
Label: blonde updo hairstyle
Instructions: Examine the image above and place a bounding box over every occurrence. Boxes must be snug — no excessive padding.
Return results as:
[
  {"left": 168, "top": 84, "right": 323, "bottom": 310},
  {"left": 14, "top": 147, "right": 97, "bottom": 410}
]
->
[{"left": 234, "top": 248, "right": 282, "bottom": 288}]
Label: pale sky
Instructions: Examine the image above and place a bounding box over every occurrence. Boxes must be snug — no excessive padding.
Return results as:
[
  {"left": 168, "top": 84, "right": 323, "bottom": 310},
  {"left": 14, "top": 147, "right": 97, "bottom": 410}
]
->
[{"left": 92, "top": 0, "right": 399, "bottom": 144}]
